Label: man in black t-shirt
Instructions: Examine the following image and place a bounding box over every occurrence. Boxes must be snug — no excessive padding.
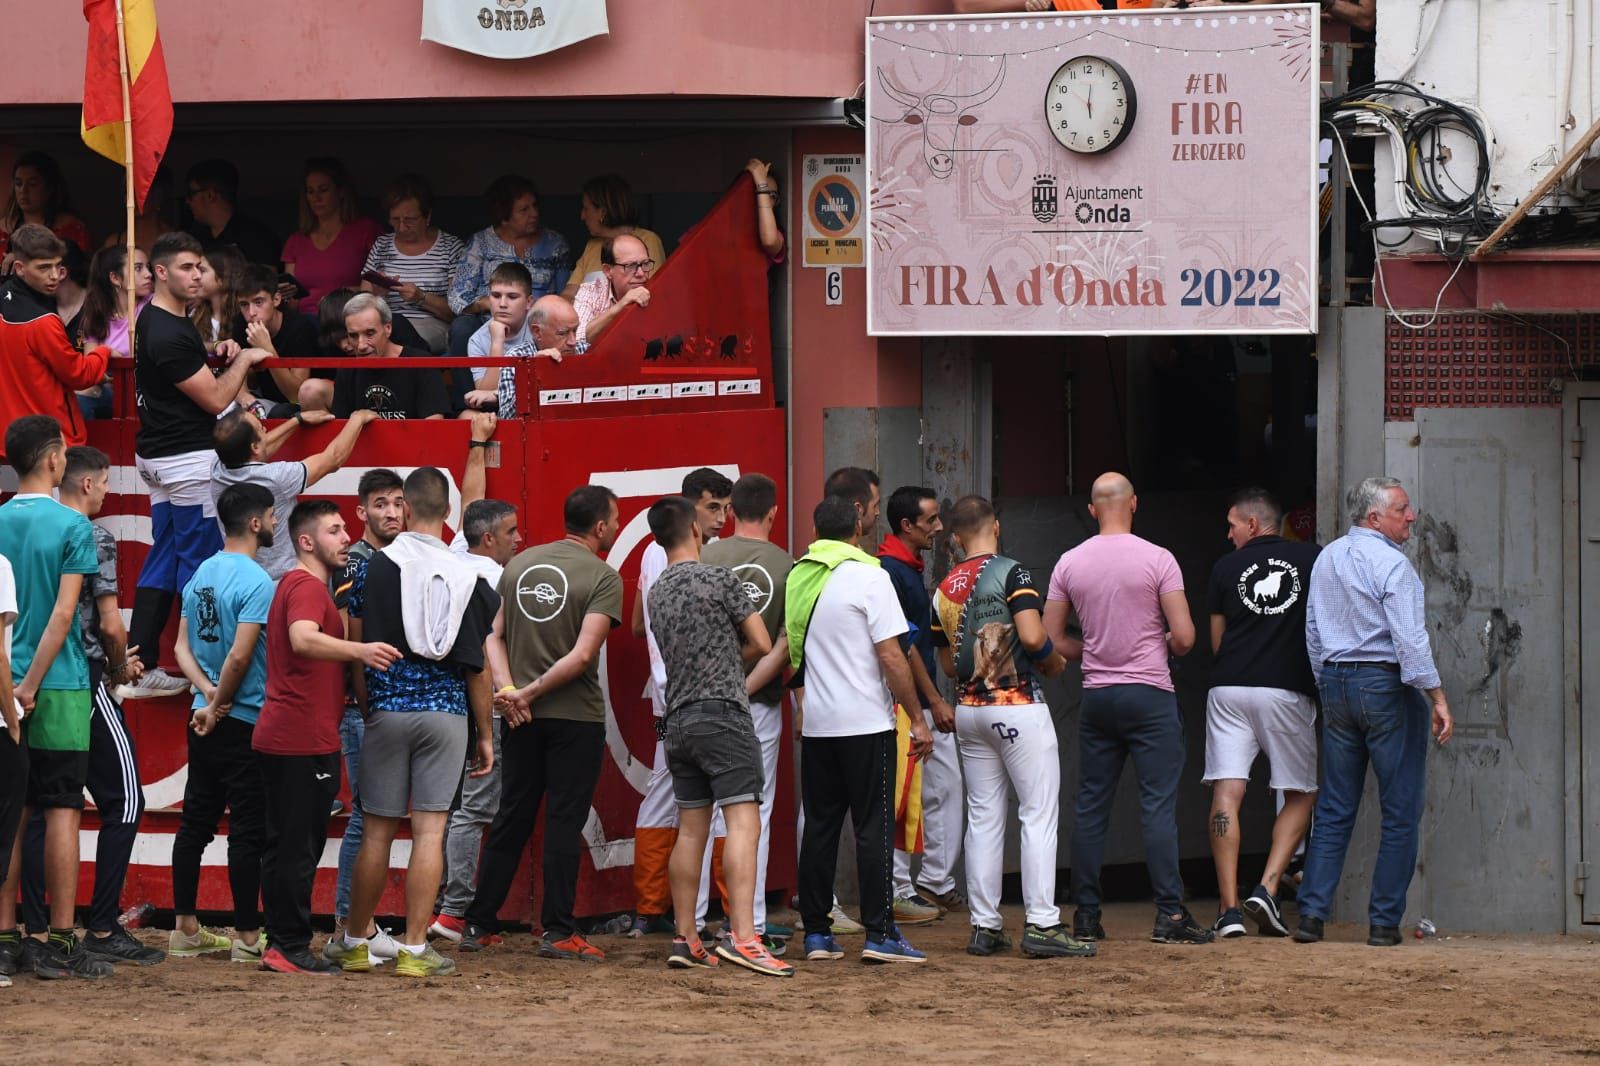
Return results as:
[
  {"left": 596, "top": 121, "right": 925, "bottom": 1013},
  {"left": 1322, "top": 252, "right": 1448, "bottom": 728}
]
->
[
  {"left": 324, "top": 293, "right": 448, "bottom": 420},
  {"left": 123, "top": 231, "right": 269, "bottom": 700},
  {"left": 1202, "top": 488, "right": 1321, "bottom": 940},
  {"left": 232, "top": 263, "right": 319, "bottom": 414},
  {"left": 184, "top": 159, "right": 281, "bottom": 268}
]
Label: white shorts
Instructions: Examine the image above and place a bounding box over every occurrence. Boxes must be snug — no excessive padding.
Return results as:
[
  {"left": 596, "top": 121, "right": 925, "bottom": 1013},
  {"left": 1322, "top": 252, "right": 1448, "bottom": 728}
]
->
[
  {"left": 135, "top": 449, "right": 219, "bottom": 515},
  {"left": 1202, "top": 685, "right": 1318, "bottom": 793}
]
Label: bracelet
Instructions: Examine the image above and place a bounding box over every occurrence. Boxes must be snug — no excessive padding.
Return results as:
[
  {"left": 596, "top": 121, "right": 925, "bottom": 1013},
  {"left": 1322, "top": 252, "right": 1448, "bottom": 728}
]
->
[
  {"left": 294, "top": 412, "right": 307, "bottom": 426},
  {"left": 498, "top": 685, "right": 518, "bottom": 694},
  {"left": 755, "top": 184, "right": 771, "bottom": 192},
  {"left": 1025, "top": 638, "right": 1055, "bottom": 663},
  {"left": 469, "top": 439, "right": 493, "bottom": 448}
]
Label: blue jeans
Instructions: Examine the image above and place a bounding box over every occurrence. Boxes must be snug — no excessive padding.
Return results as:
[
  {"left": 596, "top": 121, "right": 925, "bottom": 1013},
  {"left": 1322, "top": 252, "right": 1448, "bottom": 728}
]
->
[
  {"left": 1297, "top": 663, "right": 1429, "bottom": 927},
  {"left": 334, "top": 708, "right": 365, "bottom": 922},
  {"left": 1070, "top": 684, "right": 1187, "bottom": 914}
]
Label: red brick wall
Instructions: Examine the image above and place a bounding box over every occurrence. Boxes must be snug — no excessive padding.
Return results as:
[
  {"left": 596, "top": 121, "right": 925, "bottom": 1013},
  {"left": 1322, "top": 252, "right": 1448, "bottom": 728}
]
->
[{"left": 1384, "top": 314, "right": 1600, "bottom": 419}]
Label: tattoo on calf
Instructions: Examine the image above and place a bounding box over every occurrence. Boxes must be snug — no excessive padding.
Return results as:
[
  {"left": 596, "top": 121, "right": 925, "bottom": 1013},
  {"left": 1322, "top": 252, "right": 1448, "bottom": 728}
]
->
[{"left": 1212, "top": 811, "right": 1231, "bottom": 839}]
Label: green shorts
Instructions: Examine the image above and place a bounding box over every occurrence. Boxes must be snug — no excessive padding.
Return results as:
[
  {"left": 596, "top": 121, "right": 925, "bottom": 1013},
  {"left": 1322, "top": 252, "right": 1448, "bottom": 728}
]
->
[{"left": 26, "top": 689, "right": 92, "bottom": 752}]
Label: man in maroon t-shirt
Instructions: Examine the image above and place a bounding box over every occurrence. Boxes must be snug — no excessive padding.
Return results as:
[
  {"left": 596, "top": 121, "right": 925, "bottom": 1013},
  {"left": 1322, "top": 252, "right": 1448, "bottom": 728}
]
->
[{"left": 254, "top": 499, "right": 399, "bottom": 976}]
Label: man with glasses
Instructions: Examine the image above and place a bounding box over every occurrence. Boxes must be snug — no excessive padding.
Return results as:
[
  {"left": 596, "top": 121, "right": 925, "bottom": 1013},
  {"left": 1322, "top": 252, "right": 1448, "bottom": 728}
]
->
[
  {"left": 573, "top": 234, "right": 653, "bottom": 345},
  {"left": 184, "top": 160, "right": 281, "bottom": 268},
  {"left": 469, "top": 295, "right": 581, "bottom": 420}
]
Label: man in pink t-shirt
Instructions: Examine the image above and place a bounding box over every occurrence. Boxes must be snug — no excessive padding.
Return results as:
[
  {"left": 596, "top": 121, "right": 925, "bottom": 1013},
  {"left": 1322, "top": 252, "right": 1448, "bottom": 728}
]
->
[{"left": 1043, "top": 472, "right": 1212, "bottom": 946}]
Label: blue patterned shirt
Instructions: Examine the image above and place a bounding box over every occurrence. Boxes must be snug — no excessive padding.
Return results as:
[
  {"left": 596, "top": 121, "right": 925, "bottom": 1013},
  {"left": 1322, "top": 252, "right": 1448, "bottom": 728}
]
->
[
  {"left": 447, "top": 226, "right": 571, "bottom": 314},
  {"left": 1305, "top": 526, "right": 1441, "bottom": 690},
  {"left": 345, "top": 550, "right": 469, "bottom": 716}
]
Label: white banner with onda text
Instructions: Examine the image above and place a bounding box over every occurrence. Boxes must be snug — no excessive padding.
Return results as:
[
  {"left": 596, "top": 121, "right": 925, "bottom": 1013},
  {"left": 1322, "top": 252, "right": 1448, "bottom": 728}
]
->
[{"left": 422, "top": 0, "right": 609, "bottom": 60}]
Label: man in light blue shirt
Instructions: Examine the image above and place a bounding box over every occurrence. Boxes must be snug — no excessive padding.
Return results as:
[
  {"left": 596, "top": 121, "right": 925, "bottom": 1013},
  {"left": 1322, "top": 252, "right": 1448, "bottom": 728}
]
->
[{"left": 1295, "top": 477, "right": 1454, "bottom": 948}]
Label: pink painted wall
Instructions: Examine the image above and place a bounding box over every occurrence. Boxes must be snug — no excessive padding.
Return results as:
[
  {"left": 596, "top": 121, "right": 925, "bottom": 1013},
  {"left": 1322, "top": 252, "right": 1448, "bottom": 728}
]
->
[{"left": 14, "top": 0, "right": 935, "bottom": 105}]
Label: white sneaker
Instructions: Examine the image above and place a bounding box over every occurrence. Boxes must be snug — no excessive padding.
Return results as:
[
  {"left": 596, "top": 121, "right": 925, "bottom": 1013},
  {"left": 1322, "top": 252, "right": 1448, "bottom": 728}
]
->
[
  {"left": 828, "top": 905, "right": 865, "bottom": 936},
  {"left": 115, "top": 667, "right": 190, "bottom": 701},
  {"left": 367, "top": 925, "right": 398, "bottom": 967}
]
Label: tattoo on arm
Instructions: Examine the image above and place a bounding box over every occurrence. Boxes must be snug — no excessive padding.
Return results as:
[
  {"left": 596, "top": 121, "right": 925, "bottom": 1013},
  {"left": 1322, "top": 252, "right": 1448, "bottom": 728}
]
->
[{"left": 1212, "top": 811, "right": 1231, "bottom": 839}]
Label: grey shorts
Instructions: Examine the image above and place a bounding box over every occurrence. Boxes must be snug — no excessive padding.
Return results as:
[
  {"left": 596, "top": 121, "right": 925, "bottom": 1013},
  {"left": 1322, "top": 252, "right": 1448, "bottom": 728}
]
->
[
  {"left": 662, "top": 700, "right": 764, "bottom": 810},
  {"left": 359, "top": 709, "right": 469, "bottom": 817}
]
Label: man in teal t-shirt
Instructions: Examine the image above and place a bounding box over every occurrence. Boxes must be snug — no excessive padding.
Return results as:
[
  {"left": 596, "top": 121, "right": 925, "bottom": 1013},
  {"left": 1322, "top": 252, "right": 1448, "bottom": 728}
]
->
[
  {"left": 0, "top": 415, "right": 111, "bottom": 980},
  {"left": 169, "top": 482, "right": 277, "bottom": 962}
]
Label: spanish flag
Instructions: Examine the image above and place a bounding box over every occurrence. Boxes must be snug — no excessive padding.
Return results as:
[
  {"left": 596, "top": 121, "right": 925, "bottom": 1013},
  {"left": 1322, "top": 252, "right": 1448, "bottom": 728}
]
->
[{"left": 81, "top": 0, "right": 172, "bottom": 211}]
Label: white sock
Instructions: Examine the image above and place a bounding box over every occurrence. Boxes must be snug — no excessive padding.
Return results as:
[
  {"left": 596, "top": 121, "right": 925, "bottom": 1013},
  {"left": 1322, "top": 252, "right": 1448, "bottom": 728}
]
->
[
  {"left": 400, "top": 941, "right": 426, "bottom": 955},
  {"left": 343, "top": 932, "right": 368, "bottom": 948}
]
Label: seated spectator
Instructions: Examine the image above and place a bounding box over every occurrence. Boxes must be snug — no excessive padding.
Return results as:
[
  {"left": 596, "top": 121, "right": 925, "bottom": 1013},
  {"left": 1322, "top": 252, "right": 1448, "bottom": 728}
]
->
[
  {"left": 301, "top": 287, "right": 429, "bottom": 414},
  {"left": 106, "top": 164, "right": 177, "bottom": 253},
  {"left": 231, "top": 263, "right": 321, "bottom": 415},
  {"left": 560, "top": 174, "right": 666, "bottom": 300},
  {"left": 0, "top": 225, "right": 110, "bottom": 456},
  {"left": 360, "top": 174, "right": 463, "bottom": 355},
  {"left": 745, "top": 159, "right": 787, "bottom": 262},
  {"left": 281, "top": 158, "right": 384, "bottom": 317},
  {"left": 184, "top": 159, "right": 281, "bottom": 269},
  {"left": 467, "top": 294, "right": 580, "bottom": 419},
  {"left": 447, "top": 174, "right": 571, "bottom": 355},
  {"left": 1, "top": 151, "right": 91, "bottom": 259},
  {"left": 460, "top": 261, "right": 534, "bottom": 409},
  {"left": 79, "top": 246, "right": 153, "bottom": 359},
  {"left": 190, "top": 244, "right": 246, "bottom": 354},
  {"left": 313, "top": 292, "right": 448, "bottom": 420},
  {"left": 56, "top": 243, "right": 90, "bottom": 343},
  {"left": 573, "top": 234, "right": 653, "bottom": 345}
]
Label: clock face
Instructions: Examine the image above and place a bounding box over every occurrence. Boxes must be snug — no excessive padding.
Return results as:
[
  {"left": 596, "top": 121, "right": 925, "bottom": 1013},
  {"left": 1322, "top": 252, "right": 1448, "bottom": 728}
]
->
[{"left": 1045, "top": 56, "right": 1138, "bottom": 154}]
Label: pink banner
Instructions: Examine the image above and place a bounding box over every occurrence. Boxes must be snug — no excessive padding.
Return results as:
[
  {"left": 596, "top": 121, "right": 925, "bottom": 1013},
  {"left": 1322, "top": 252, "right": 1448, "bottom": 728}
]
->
[{"left": 866, "top": 6, "right": 1319, "bottom": 336}]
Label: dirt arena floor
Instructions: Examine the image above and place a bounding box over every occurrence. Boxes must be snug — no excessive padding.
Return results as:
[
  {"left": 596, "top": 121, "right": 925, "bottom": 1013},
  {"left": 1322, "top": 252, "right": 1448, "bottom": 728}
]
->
[{"left": 7, "top": 901, "right": 1600, "bottom": 1064}]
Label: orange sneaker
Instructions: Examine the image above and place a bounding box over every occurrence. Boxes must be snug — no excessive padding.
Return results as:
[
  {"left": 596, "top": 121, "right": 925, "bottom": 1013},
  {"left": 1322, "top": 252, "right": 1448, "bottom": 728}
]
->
[
  {"left": 714, "top": 935, "right": 794, "bottom": 978},
  {"left": 539, "top": 932, "right": 605, "bottom": 961},
  {"left": 666, "top": 937, "right": 718, "bottom": 969}
]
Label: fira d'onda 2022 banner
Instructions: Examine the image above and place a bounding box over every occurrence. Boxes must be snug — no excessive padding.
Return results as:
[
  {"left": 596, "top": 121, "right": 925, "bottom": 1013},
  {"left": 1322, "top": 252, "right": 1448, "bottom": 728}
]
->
[{"left": 865, "top": 5, "right": 1319, "bottom": 336}]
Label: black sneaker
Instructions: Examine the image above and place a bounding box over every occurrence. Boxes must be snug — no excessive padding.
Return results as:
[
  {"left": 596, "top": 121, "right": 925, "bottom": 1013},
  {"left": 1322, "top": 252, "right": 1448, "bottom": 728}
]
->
[
  {"left": 36, "top": 935, "right": 115, "bottom": 980},
  {"left": 0, "top": 936, "right": 22, "bottom": 976},
  {"left": 84, "top": 926, "right": 167, "bottom": 966},
  {"left": 1211, "top": 908, "right": 1247, "bottom": 939},
  {"left": 1151, "top": 908, "right": 1216, "bottom": 945},
  {"left": 1241, "top": 885, "right": 1289, "bottom": 937},
  {"left": 1021, "top": 924, "right": 1098, "bottom": 958},
  {"left": 455, "top": 921, "right": 502, "bottom": 952},
  {"left": 965, "top": 926, "right": 1012, "bottom": 957},
  {"left": 1367, "top": 924, "right": 1402, "bottom": 947},
  {"left": 1293, "top": 916, "right": 1325, "bottom": 943},
  {"left": 1072, "top": 908, "right": 1106, "bottom": 942}
]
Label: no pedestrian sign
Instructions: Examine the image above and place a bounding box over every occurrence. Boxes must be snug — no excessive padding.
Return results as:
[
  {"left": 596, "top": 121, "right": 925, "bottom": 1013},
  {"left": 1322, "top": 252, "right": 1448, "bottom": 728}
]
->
[{"left": 802, "top": 154, "right": 865, "bottom": 268}]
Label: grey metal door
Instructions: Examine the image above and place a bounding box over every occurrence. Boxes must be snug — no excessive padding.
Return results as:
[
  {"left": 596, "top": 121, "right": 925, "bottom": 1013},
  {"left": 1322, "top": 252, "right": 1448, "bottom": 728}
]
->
[{"left": 1581, "top": 399, "right": 1600, "bottom": 923}]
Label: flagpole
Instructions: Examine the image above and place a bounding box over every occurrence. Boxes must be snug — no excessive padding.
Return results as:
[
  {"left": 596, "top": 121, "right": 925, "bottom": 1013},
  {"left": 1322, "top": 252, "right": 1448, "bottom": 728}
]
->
[{"left": 113, "top": 0, "right": 136, "bottom": 349}]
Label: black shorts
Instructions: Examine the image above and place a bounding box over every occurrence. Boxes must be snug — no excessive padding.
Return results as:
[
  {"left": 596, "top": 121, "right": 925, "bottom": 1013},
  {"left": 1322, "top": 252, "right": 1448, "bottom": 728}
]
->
[
  {"left": 662, "top": 700, "right": 763, "bottom": 810},
  {"left": 26, "top": 747, "right": 90, "bottom": 810}
]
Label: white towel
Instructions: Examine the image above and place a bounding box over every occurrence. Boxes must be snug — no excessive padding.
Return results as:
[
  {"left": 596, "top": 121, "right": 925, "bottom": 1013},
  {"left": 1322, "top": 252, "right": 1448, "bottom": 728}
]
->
[{"left": 380, "top": 532, "right": 480, "bottom": 661}]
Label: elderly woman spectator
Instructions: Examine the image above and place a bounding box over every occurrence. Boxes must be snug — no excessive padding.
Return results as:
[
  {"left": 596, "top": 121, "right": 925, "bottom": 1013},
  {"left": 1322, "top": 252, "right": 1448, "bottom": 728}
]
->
[
  {"left": 446, "top": 173, "right": 570, "bottom": 355},
  {"left": 281, "top": 157, "right": 384, "bottom": 316},
  {"left": 2, "top": 150, "right": 91, "bottom": 259},
  {"left": 359, "top": 174, "right": 463, "bottom": 354},
  {"left": 560, "top": 174, "right": 666, "bottom": 300}
]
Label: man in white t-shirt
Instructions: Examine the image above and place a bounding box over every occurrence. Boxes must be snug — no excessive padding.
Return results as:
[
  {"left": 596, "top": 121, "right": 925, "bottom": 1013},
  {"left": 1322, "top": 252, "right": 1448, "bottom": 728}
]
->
[{"left": 786, "top": 496, "right": 932, "bottom": 965}]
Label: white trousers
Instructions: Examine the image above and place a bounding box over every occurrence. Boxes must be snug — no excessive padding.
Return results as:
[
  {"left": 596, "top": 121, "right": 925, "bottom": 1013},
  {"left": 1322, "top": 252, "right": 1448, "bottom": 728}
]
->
[
  {"left": 957, "top": 702, "right": 1060, "bottom": 930},
  {"left": 893, "top": 712, "right": 965, "bottom": 896},
  {"left": 696, "top": 700, "right": 782, "bottom": 933},
  {"left": 636, "top": 738, "right": 680, "bottom": 830}
]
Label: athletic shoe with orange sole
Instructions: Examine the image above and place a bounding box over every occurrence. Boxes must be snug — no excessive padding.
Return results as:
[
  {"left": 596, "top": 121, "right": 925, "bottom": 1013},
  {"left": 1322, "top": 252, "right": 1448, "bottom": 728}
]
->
[
  {"left": 260, "top": 945, "right": 337, "bottom": 975},
  {"left": 714, "top": 935, "right": 794, "bottom": 978},
  {"left": 453, "top": 921, "right": 505, "bottom": 952},
  {"left": 666, "top": 937, "right": 718, "bottom": 969},
  {"left": 539, "top": 932, "right": 605, "bottom": 961}
]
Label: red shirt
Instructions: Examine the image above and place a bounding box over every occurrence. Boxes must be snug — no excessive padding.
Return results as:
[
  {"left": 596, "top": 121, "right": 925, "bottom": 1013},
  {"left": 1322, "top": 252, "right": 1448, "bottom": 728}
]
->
[
  {"left": 254, "top": 568, "right": 346, "bottom": 755},
  {"left": 0, "top": 276, "right": 109, "bottom": 460}
]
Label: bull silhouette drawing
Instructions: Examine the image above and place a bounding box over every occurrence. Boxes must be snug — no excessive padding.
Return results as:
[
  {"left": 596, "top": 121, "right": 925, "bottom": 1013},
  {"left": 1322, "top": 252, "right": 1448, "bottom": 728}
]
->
[{"left": 876, "top": 57, "right": 1007, "bottom": 179}]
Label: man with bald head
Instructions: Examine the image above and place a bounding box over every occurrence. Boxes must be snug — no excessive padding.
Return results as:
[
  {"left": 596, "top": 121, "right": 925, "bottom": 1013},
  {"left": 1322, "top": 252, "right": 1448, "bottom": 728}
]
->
[
  {"left": 1043, "top": 473, "right": 1212, "bottom": 945},
  {"left": 573, "top": 233, "right": 653, "bottom": 345},
  {"left": 464, "top": 294, "right": 581, "bottom": 419}
]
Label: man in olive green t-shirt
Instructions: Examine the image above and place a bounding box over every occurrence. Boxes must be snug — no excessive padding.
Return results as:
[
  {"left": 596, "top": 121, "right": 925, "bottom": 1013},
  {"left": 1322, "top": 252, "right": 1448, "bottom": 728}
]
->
[
  {"left": 463, "top": 485, "right": 622, "bottom": 961},
  {"left": 700, "top": 473, "right": 792, "bottom": 941}
]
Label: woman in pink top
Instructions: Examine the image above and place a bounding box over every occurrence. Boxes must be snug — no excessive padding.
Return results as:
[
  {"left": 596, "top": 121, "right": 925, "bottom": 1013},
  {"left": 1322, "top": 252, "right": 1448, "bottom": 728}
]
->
[{"left": 281, "top": 158, "right": 383, "bottom": 316}]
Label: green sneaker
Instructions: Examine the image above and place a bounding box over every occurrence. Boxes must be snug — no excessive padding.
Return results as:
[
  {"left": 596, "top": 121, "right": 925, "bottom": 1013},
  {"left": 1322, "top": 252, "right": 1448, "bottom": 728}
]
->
[
  {"left": 168, "top": 927, "right": 232, "bottom": 957},
  {"left": 395, "top": 945, "right": 457, "bottom": 978},
  {"left": 320, "top": 935, "right": 372, "bottom": 973},
  {"left": 1021, "top": 923, "right": 1097, "bottom": 959},
  {"left": 966, "top": 926, "right": 1013, "bottom": 957},
  {"left": 230, "top": 933, "right": 266, "bottom": 964}
]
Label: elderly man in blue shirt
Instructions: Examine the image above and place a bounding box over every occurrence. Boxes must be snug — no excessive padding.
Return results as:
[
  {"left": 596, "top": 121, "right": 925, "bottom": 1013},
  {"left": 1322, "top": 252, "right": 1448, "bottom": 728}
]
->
[{"left": 1295, "top": 477, "right": 1454, "bottom": 948}]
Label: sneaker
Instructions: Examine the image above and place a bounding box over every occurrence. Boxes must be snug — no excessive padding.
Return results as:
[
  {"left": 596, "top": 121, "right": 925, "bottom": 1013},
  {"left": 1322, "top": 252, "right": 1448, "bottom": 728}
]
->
[
  {"left": 454, "top": 921, "right": 504, "bottom": 952},
  {"left": 260, "top": 945, "right": 336, "bottom": 975},
  {"left": 0, "top": 971, "right": 9, "bottom": 988},
  {"left": 539, "top": 932, "right": 604, "bottom": 961},
  {"left": 114, "top": 666, "right": 189, "bottom": 701},
  {"left": 1212, "top": 909, "right": 1247, "bottom": 939},
  {"left": 862, "top": 931, "right": 926, "bottom": 964},
  {"left": 715, "top": 934, "right": 794, "bottom": 978},
  {"left": 918, "top": 885, "right": 968, "bottom": 913},
  {"left": 168, "top": 926, "right": 232, "bottom": 957},
  {"left": 0, "top": 936, "right": 22, "bottom": 976},
  {"left": 230, "top": 935, "right": 265, "bottom": 964},
  {"left": 666, "top": 937, "right": 719, "bottom": 969},
  {"left": 1072, "top": 908, "right": 1106, "bottom": 942},
  {"left": 1367, "top": 924, "right": 1402, "bottom": 947},
  {"left": 321, "top": 935, "right": 372, "bottom": 972},
  {"left": 804, "top": 933, "right": 844, "bottom": 961},
  {"left": 892, "top": 893, "right": 941, "bottom": 926},
  {"left": 366, "top": 926, "right": 399, "bottom": 967},
  {"left": 36, "top": 935, "right": 115, "bottom": 980},
  {"left": 396, "top": 944, "right": 458, "bottom": 978},
  {"left": 1022, "top": 923, "right": 1098, "bottom": 958},
  {"left": 760, "top": 933, "right": 788, "bottom": 958},
  {"left": 763, "top": 922, "right": 794, "bottom": 941},
  {"left": 428, "top": 914, "right": 465, "bottom": 943},
  {"left": 1293, "top": 916, "right": 1325, "bottom": 943},
  {"left": 628, "top": 914, "right": 676, "bottom": 939},
  {"left": 828, "top": 906, "right": 865, "bottom": 936},
  {"left": 1151, "top": 908, "right": 1216, "bottom": 945},
  {"left": 82, "top": 926, "right": 166, "bottom": 966},
  {"left": 1242, "top": 885, "right": 1289, "bottom": 937},
  {"left": 966, "top": 926, "right": 1012, "bottom": 957}
]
